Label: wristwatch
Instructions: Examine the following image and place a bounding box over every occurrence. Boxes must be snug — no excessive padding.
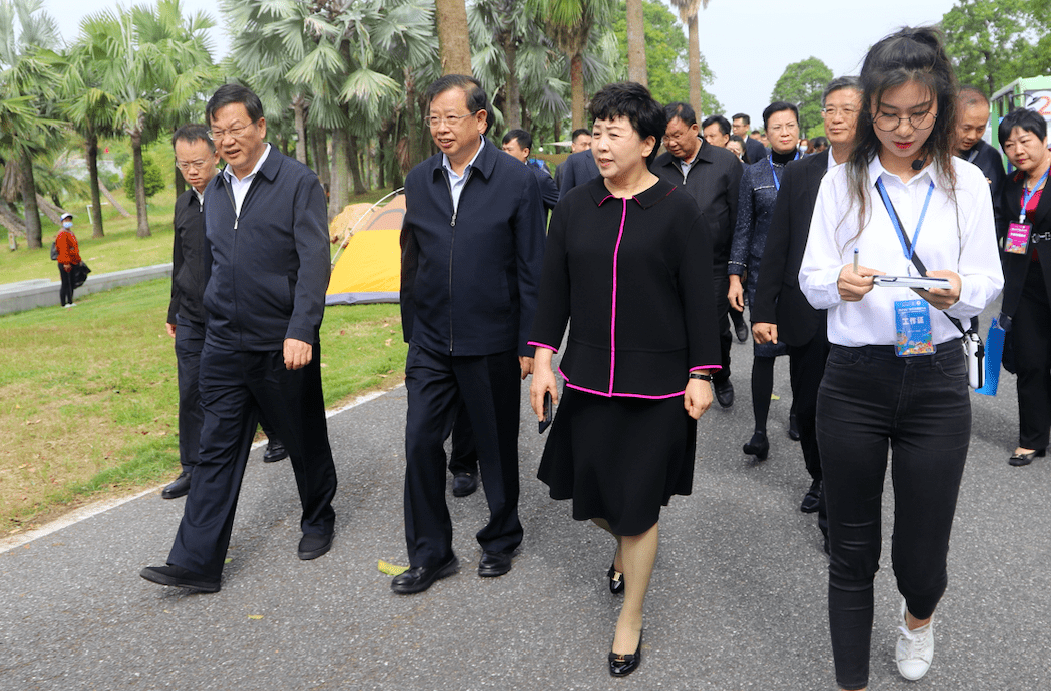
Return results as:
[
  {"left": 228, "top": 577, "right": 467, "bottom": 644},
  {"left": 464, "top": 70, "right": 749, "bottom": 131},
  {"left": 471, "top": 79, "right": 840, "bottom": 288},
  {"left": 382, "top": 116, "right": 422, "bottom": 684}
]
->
[{"left": 689, "top": 371, "right": 713, "bottom": 382}]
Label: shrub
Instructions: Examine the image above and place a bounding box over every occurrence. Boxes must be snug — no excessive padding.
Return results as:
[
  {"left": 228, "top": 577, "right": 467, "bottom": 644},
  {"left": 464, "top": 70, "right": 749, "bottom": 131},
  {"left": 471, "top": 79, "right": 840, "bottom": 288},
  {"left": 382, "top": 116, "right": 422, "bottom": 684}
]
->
[{"left": 123, "top": 156, "right": 165, "bottom": 200}]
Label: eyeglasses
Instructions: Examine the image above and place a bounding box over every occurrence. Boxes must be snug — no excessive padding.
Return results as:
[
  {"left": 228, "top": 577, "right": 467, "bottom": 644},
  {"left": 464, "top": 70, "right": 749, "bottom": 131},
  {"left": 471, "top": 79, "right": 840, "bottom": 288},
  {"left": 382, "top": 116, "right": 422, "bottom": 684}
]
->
[
  {"left": 423, "top": 111, "right": 479, "bottom": 129},
  {"left": 767, "top": 122, "right": 798, "bottom": 134},
  {"left": 661, "top": 130, "right": 693, "bottom": 143},
  {"left": 874, "top": 111, "right": 937, "bottom": 132},
  {"left": 208, "top": 122, "right": 256, "bottom": 141},
  {"left": 821, "top": 106, "right": 858, "bottom": 118},
  {"left": 176, "top": 160, "right": 212, "bottom": 172}
]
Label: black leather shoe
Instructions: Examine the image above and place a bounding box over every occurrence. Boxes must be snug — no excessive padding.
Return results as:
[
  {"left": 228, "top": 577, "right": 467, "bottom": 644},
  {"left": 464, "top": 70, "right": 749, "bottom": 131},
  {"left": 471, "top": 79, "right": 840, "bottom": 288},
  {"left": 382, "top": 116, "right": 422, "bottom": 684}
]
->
[
  {"left": 1009, "top": 448, "right": 1045, "bottom": 466},
  {"left": 161, "top": 472, "right": 191, "bottom": 500},
  {"left": 608, "top": 630, "right": 642, "bottom": 677},
  {"left": 263, "top": 439, "right": 289, "bottom": 463},
  {"left": 734, "top": 318, "right": 748, "bottom": 343},
  {"left": 140, "top": 565, "right": 220, "bottom": 593},
  {"left": 391, "top": 556, "right": 459, "bottom": 594},
  {"left": 478, "top": 550, "right": 513, "bottom": 577},
  {"left": 607, "top": 564, "right": 624, "bottom": 594},
  {"left": 800, "top": 479, "right": 821, "bottom": 513},
  {"left": 298, "top": 532, "right": 333, "bottom": 560},
  {"left": 743, "top": 430, "right": 769, "bottom": 460},
  {"left": 714, "top": 379, "right": 735, "bottom": 408},
  {"left": 788, "top": 413, "right": 801, "bottom": 441},
  {"left": 451, "top": 472, "right": 477, "bottom": 497}
]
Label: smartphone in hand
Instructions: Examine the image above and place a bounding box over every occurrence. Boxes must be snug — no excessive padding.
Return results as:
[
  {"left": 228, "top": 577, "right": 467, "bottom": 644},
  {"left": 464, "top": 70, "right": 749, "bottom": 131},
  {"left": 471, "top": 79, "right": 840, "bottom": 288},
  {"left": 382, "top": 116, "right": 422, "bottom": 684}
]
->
[{"left": 538, "top": 391, "right": 553, "bottom": 433}]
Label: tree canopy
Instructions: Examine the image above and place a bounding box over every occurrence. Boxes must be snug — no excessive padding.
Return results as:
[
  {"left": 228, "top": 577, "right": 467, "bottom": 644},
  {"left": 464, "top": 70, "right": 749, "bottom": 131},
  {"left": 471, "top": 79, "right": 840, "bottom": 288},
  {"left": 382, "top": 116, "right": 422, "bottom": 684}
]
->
[{"left": 770, "top": 56, "right": 832, "bottom": 138}]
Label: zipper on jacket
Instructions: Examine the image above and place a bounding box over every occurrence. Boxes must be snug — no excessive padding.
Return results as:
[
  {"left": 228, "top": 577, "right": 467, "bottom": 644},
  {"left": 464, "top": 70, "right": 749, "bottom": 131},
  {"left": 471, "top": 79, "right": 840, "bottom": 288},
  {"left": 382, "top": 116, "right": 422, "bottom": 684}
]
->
[{"left": 444, "top": 167, "right": 473, "bottom": 353}]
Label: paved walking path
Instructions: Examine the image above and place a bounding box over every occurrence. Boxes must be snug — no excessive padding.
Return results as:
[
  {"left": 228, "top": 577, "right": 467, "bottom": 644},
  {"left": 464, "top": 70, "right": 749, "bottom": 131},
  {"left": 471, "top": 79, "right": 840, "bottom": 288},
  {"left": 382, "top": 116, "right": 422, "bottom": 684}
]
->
[{"left": 1, "top": 304, "right": 1048, "bottom": 690}]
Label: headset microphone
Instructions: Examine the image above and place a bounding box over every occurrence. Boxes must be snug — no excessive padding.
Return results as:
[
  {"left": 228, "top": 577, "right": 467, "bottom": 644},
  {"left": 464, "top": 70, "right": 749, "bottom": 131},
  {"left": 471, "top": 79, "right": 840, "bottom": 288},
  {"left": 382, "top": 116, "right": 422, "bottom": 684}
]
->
[{"left": 911, "top": 153, "right": 928, "bottom": 171}]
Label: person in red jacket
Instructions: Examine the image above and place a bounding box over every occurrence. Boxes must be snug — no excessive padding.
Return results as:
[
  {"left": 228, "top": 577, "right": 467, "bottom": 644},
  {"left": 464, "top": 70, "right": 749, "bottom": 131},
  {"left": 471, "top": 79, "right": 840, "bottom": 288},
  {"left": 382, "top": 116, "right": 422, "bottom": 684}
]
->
[{"left": 55, "top": 213, "right": 80, "bottom": 308}]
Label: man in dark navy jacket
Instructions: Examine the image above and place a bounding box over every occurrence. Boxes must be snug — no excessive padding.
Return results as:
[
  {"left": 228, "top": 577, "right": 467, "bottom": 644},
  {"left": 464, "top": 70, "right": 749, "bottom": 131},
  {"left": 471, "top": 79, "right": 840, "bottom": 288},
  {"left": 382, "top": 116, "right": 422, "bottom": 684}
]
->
[
  {"left": 394, "top": 74, "right": 546, "bottom": 594},
  {"left": 141, "top": 84, "right": 338, "bottom": 593}
]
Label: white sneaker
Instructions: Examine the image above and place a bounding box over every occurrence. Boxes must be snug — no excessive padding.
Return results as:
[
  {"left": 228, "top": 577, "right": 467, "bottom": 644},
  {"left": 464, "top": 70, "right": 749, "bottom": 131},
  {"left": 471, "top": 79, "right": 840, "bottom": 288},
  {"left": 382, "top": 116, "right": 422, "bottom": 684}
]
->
[
  {"left": 68, "top": 302, "right": 76, "bottom": 307},
  {"left": 896, "top": 599, "right": 934, "bottom": 681}
]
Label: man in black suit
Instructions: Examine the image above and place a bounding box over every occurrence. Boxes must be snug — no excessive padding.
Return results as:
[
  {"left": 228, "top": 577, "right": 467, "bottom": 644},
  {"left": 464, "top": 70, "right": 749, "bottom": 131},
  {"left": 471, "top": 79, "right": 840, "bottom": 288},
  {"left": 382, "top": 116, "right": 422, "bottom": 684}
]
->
[
  {"left": 396, "top": 75, "right": 546, "bottom": 594},
  {"left": 733, "top": 112, "right": 768, "bottom": 164},
  {"left": 955, "top": 86, "right": 1006, "bottom": 225},
  {"left": 557, "top": 132, "right": 600, "bottom": 198},
  {"left": 653, "top": 102, "right": 743, "bottom": 408},
  {"left": 752, "top": 77, "right": 861, "bottom": 544},
  {"left": 502, "top": 129, "right": 559, "bottom": 211},
  {"left": 555, "top": 128, "right": 591, "bottom": 190}
]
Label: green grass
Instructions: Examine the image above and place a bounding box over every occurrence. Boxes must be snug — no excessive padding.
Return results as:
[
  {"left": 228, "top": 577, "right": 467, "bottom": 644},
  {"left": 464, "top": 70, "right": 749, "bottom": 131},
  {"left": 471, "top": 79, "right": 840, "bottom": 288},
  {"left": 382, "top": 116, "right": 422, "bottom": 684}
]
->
[{"left": 0, "top": 277, "right": 407, "bottom": 533}]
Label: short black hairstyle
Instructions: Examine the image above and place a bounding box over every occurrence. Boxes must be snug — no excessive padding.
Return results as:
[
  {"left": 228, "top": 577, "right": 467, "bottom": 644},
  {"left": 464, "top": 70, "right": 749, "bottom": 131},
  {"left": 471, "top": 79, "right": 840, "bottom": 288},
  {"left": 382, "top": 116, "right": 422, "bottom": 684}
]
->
[
  {"left": 822, "top": 76, "right": 860, "bottom": 106},
  {"left": 206, "top": 83, "right": 264, "bottom": 125},
  {"left": 998, "top": 108, "right": 1047, "bottom": 149},
  {"left": 502, "top": 129, "right": 532, "bottom": 151},
  {"left": 958, "top": 84, "right": 990, "bottom": 108},
  {"left": 763, "top": 101, "right": 799, "bottom": 129},
  {"left": 172, "top": 124, "right": 216, "bottom": 152},
  {"left": 809, "top": 136, "right": 829, "bottom": 151},
  {"left": 732, "top": 113, "right": 751, "bottom": 125},
  {"left": 571, "top": 128, "right": 591, "bottom": 143},
  {"left": 590, "top": 82, "right": 666, "bottom": 165},
  {"left": 425, "top": 74, "right": 488, "bottom": 116},
  {"left": 701, "top": 114, "right": 731, "bottom": 137},
  {"left": 663, "top": 101, "right": 696, "bottom": 128}
]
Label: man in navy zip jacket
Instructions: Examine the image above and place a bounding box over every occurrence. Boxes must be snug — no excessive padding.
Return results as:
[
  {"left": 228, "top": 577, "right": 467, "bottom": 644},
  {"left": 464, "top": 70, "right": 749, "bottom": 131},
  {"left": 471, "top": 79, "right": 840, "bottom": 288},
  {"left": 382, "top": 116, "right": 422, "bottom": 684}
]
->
[
  {"left": 141, "top": 84, "right": 337, "bottom": 593},
  {"left": 393, "top": 74, "right": 546, "bottom": 594}
]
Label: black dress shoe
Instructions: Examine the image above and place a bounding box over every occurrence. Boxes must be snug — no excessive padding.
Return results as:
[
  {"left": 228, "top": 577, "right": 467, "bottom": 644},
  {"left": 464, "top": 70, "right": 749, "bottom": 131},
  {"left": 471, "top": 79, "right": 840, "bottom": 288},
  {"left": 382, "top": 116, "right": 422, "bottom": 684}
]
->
[
  {"left": 788, "top": 413, "right": 801, "bottom": 441},
  {"left": 391, "top": 556, "right": 459, "bottom": 594},
  {"left": 451, "top": 472, "right": 477, "bottom": 497},
  {"left": 734, "top": 318, "right": 749, "bottom": 343},
  {"left": 608, "top": 629, "right": 642, "bottom": 677},
  {"left": 800, "top": 479, "right": 822, "bottom": 513},
  {"left": 140, "top": 564, "right": 220, "bottom": 593},
  {"left": 478, "top": 550, "right": 513, "bottom": 577},
  {"left": 263, "top": 439, "right": 289, "bottom": 463},
  {"left": 743, "top": 430, "right": 769, "bottom": 460},
  {"left": 607, "top": 564, "right": 624, "bottom": 594},
  {"left": 1009, "top": 448, "right": 1046, "bottom": 466},
  {"left": 298, "top": 532, "right": 333, "bottom": 560},
  {"left": 714, "top": 379, "right": 735, "bottom": 408},
  {"left": 161, "top": 472, "right": 191, "bottom": 499}
]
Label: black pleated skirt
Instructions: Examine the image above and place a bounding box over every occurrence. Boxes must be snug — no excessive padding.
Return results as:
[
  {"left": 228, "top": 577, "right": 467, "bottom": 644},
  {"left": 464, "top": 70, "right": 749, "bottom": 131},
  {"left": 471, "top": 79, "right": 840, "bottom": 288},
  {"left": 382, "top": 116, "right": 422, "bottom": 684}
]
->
[{"left": 537, "top": 386, "right": 697, "bottom": 536}]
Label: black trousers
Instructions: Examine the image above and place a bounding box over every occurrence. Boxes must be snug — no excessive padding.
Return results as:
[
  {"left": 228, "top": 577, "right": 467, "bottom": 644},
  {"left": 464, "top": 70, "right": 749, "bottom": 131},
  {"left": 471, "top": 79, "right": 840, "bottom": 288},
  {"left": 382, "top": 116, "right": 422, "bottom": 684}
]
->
[
  {"left": 713, "top": 268, "right": 732, "bottom": 385},
  {"left": 58, "top": 265, "right": 74, "bottom": 306},
  {"left": 817, "top": 344, "right": 970, "bottom": 690},
  {"left": 787, "top": 332, "right": 830, "bottom": 483},
  {"left": 403, "top": 344, "right": 523, "bottom": 568},
  {"left": 174, "top": 315, "right": 205, "bottom": 474},
  {"left": 1013, "top": 264, "right": 1051, "bottom": 450},
  {"left": 168, "top": 342, "right": 338, "bottom": 578},
  {"left": 448, "top": 397, "right": 479, "bottom": 476}
]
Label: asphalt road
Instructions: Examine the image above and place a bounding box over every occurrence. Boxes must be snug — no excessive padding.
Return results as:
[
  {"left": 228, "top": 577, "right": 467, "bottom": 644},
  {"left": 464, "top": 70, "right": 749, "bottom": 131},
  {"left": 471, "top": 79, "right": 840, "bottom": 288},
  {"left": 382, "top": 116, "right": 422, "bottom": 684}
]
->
[{"left": 2, "top": 304, "right": 1049, "bottom": 690}]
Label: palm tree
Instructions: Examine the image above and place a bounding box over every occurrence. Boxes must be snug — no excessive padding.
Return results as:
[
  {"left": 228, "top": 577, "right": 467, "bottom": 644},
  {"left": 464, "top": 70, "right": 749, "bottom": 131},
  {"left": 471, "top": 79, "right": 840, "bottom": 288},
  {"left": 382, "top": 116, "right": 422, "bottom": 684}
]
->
[
  {"left": 468, "top": 0, "right": 541, "bottom": 131},
  {"left": 625, "top": 0, "right": 646, "bottom": 86},
  {"left": 0, "top": 0, "right": 63, "bottom": 249},
  {"left": 669, "top": 0, "right": 710, "bottom": 118},
  {"left": 434, "top": 0, "right": 471, "bottom": 75},
  {"left": 529, "top": 0, "right": 616, "bottom": 131}
]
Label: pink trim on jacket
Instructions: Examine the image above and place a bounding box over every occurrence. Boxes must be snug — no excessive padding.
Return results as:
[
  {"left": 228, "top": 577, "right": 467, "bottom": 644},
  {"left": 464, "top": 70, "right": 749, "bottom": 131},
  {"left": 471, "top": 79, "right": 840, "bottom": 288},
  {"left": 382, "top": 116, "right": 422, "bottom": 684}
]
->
[
  {"left": 528, "top": 340, "right": 559, "bottom": 354},
  {"left": 607, "top": 197, "right": 628, "bottom": 395},
  {"left": 558, "top": 367, "right": 686, "bottom": 400}
]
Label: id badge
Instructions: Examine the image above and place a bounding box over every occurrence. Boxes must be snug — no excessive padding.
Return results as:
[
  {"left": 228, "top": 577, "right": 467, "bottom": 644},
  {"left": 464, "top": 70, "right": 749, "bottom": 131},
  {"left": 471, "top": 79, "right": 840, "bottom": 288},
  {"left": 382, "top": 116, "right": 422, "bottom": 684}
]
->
[
  {"left": 894, "top": 299, "right": 935, "bottom": 357},
  {"left": 1005, "top": 222, "right": 1031, "bottom": 255}
]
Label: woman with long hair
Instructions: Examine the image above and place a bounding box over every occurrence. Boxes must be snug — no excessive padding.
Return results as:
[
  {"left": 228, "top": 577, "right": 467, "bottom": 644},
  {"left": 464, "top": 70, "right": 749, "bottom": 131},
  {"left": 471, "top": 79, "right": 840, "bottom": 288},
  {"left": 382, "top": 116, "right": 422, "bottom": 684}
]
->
[
  {"left": 529, "top": 82, "right": 719, "bottom": 677},
  {"left": 799, "top": 27, "right": 1003, "bottom": 690}
]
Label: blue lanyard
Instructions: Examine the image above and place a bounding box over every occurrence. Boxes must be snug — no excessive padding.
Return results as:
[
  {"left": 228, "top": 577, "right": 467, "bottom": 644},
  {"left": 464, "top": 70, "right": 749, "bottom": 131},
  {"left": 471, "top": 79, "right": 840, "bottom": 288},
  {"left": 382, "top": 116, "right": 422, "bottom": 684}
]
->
[
  {"left": 768, "top": 151, "right": 799, "bottom": 192},
  {"left": 1021, "top": 167, "right": 1050, "bottom": 223},
  {"left": 875, "top": 177, "right": 935, "bottom": 261}
]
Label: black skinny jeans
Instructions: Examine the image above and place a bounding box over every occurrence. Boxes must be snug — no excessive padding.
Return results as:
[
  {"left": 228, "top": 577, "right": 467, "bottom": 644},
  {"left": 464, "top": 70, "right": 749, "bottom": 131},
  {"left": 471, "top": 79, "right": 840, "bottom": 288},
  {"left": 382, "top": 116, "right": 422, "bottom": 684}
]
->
[
  {"left": 817, "top": 344, "right": 971, "bottom": 690},
  {"left": 58, "top": 264, "right": 74, "bottom": 306}
]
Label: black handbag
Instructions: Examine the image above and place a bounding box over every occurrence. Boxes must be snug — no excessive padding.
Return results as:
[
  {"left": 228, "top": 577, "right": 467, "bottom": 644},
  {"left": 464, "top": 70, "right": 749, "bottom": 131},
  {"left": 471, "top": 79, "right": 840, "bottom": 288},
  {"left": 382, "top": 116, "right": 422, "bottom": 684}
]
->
[{"left": 70, "top": 261, "right": 91, "bottom": 289}]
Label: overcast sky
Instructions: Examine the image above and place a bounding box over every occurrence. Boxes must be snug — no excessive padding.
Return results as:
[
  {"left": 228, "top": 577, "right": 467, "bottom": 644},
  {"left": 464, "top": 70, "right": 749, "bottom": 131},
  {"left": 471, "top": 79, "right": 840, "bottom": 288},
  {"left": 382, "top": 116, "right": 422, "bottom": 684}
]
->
[{"left": 46, "top": 0, "right": 962, "bottom": 127}]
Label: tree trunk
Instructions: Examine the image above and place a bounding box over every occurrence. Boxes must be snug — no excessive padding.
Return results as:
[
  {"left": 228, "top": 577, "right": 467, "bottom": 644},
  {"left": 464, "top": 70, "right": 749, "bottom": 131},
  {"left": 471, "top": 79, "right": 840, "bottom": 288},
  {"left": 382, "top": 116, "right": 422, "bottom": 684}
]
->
[
  {"left": 85, "top": 129, "right": 104, "bottom": 238},
  {"left": 35, "top": 194, "right": 62, "bottom": 224},
  {"left": 570, "top": 52, "right": 585, "bottom": 131},
  {"left": 1, "top": 204, "right": 26, "bottom": 250},
  {"left": 175, "top": 165, "right": 186, "bottom": 197},
  {"left": 293, "top": 94, "right": 309, "bottom": 165},
  {"left": 687, "top": 14, "right": 704, "bottom": 118},
  {"left": 312, "top": 128, "right": 330, "bottom": 190},
  {"left": 328, "top": 128, "right": 349, "bottom": 220},
  {"left": 100, "top": 183, "right": 131, "bottom": 218},
  {"left": 626, "top": 0, "right": 647, "bottom": 87},
  {"left": 435, "top": 0, "right": 472, "bottom": 75},
  {"left": 502, "top": 35, "right": 521, "bottom": 131},
  {"left": 404, "top": 69, "right": 421, "bottom": 169},
  {"left": 131, "top": 134, "right": 151, "bottom": 237},
  {"left": 347, "top": 133, "right": 366, "bottom": 195},
  {"left": 20, "top": 152, "right": 42, "bottom": 249}
]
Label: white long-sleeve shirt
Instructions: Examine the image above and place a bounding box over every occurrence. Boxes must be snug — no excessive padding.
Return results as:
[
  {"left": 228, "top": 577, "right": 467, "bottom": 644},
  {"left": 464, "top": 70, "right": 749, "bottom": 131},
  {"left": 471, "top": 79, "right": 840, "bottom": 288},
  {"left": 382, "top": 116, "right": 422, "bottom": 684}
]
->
[{"left": 799, "top": 155, "right": 1003, "bottom": 347}]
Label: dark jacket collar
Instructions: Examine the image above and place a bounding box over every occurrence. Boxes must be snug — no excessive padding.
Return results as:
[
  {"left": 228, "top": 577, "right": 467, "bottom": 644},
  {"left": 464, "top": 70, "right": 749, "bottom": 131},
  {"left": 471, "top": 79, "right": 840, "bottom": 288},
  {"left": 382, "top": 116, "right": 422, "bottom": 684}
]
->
[{"left": 589, "top": 175, "right": 675, "bottom": 209}]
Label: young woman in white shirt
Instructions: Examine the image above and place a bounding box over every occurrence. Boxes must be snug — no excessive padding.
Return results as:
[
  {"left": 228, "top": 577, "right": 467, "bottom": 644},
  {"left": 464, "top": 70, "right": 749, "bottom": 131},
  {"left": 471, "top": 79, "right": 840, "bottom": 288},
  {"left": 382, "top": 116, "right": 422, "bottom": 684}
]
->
[{"left": 799, "top": 27, "right": 1003, "bottom": 691}]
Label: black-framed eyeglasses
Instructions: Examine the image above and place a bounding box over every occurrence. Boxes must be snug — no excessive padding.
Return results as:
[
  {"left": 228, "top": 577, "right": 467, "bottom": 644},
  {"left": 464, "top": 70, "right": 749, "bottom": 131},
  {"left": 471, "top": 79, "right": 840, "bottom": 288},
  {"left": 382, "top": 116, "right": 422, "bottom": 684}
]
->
[{"left": 873, "top": 111, "right": 937, "bottom": 132}]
